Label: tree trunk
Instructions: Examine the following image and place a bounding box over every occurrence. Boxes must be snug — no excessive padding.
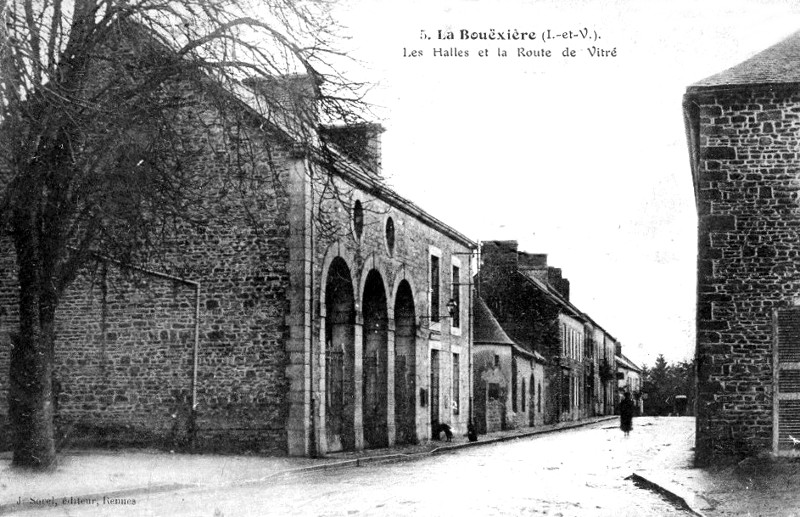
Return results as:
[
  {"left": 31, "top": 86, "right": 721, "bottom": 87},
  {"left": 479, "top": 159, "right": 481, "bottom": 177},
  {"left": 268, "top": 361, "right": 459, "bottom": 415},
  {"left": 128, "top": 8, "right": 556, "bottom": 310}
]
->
[{"left": 9, "top": 229, "right": 57, "bottom": 470}]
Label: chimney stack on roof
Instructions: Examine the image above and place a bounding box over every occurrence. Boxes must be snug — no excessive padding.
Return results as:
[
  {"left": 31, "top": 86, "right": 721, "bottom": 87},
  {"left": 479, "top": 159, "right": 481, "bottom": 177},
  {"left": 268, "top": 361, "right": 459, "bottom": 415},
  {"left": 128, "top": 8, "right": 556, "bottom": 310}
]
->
[
  {"left": 242, "top": 74, "right": 321, "bottom": 132},
  {"left": 517, "top": 251, "right": 570, "bottom": 301},
  {"left": 320, "top": 123, "right": 384, "bottom": 176}
]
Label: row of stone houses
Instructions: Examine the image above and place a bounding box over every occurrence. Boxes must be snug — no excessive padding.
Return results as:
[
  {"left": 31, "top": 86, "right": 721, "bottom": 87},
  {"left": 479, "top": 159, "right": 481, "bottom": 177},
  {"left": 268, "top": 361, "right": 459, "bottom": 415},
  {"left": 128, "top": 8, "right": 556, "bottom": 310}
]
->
[{"left": 471, "top": 240, "right": 636, "bottom": 434}]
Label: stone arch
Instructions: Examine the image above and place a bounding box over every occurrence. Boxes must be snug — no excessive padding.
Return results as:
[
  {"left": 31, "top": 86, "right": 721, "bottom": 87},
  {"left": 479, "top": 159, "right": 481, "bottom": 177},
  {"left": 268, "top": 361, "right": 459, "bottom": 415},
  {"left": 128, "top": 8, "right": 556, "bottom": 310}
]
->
[
  {"left": 393, "top": 279, "right": 416, "bottom": 445},
  {"left": 357, "top": 253, "right": 391, "bottom": 315},
  {"left": 362, "top": 268, "right": 389, "bottom": 449},
  {"left": 322, "top": 256, "right": 356, "bottom": 452},
  {"left": 389, "top": 268, "right": 421, "bottom": 325},
  {"left": 319, "top": 242, "right": 357, "bottom": 315}
]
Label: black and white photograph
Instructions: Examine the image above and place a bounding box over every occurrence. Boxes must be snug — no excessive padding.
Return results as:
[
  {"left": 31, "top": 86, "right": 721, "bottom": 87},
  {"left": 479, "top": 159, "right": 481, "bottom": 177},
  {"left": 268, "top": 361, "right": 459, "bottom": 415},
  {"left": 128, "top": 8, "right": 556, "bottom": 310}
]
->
[{"left": 2, "top": 0, "right": 800, "bottom": 515}]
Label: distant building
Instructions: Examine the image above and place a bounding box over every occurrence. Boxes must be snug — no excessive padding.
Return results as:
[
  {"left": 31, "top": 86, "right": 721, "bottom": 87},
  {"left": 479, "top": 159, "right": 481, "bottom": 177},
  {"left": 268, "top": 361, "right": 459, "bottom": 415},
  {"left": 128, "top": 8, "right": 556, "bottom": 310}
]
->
[
  {"left": 684, "top": 30, "right": 800, "bottom": 463},
  {"left": 616, "top": 351, "right": 643, "bottom": 415},
  {"left": 478, "top": 240, "right": 618, "bottom": 424},
  {"left": 472, "top": 296, "right": 546, "bottom": 433}
]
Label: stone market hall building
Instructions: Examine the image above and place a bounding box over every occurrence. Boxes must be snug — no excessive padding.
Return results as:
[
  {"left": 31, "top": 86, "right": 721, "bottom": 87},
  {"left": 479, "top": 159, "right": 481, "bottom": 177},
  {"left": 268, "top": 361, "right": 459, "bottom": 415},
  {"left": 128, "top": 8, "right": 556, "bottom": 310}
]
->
[{"left": 0, "top": 46, "right": 475, "bottom": 455}]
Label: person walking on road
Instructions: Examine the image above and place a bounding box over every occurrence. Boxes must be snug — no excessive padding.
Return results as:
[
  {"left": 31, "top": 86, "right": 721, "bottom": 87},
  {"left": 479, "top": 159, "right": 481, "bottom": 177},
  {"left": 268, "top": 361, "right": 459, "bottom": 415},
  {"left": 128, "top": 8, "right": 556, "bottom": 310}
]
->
[{"left": 620, "top": 391, "right": 635, "bottom": 437}]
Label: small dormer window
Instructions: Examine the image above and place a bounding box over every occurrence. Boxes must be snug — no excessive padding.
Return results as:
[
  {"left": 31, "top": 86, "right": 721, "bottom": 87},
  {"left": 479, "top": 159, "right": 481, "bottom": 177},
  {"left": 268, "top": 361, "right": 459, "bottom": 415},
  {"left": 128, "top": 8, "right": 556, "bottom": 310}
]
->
[
  {"left": 353, "top": 200, "right": 364, "bottom": 240},
  {"left": 385, "top": 217, "right": 395, "bottom": 256}
]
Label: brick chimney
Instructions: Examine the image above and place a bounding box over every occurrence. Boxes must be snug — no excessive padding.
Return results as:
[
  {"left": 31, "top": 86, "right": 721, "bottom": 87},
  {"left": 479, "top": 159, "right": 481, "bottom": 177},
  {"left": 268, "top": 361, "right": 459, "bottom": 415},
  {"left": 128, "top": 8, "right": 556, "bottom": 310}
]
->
[
  {"left": 518, "top": 252, "right": 548, "bottom": 270},
  {"left": 517, "top": 252, "right": 549, "bottom": 282},
  {"left": 242, "top": 74, "right": 320, "bottom": 135},
  {"left": 546, "top": 267, "right": 570, "bottom": 302},
  {"left": 480, "top": 241, "right": 519, "bottom": 290},
  {"left": 320, "top": 123, "right": 384, "bottom": 176},
  {"left": 479, "top": 241, "right": 519, "bottom": 319},
  {"left": 517, "top": 252, "right": 570, "bottom": 301},
  {"left": 480, "top": 241, "right": 519, "bottom": 277}
]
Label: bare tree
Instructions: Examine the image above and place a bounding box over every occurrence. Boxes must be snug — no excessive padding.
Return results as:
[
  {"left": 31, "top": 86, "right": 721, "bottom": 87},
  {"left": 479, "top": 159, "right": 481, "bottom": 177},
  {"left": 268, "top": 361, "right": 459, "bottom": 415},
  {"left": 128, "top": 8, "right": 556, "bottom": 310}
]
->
[{"left": 0, "top": 0, "right": 368, "bottom": 470}]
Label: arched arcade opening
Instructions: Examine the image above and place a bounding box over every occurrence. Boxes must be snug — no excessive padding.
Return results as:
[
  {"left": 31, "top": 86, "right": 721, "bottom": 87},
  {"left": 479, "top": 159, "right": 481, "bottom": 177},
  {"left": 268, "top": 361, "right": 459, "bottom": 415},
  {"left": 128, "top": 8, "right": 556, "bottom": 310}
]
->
[
  {"left": 362, "top": 269, "right": 388, "bottom": 449},
  {"left": 393, "top": 280, "right": 416, "bottom": 445},
  {"left": 324, "top": 258, "right": 356, "bottom": 452}
]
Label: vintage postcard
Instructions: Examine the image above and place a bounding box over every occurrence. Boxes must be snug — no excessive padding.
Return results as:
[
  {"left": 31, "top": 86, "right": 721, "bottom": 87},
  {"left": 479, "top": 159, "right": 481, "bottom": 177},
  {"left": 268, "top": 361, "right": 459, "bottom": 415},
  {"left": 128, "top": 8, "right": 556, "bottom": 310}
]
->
[{"left": 1, "top": 0, "right": 800, "bottom": 515}]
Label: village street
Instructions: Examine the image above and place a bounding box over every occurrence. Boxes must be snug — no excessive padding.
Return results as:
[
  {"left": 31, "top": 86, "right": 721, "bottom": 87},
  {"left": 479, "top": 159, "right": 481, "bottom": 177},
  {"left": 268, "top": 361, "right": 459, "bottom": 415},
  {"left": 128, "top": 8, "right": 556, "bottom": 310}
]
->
[{"left": 9, "top": 417, "right": 695, "bottom": 516}]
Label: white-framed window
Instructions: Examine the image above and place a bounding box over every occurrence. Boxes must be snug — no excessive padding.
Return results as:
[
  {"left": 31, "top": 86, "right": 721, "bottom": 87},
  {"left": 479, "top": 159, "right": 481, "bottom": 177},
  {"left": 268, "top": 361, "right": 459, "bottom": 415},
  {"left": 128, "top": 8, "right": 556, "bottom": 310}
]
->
[
  {"left": 450, "top": 255, "right": 461, "bottom": 335},
  {"left": 429, "top": 246, "right": 442, "bottom": 331}
]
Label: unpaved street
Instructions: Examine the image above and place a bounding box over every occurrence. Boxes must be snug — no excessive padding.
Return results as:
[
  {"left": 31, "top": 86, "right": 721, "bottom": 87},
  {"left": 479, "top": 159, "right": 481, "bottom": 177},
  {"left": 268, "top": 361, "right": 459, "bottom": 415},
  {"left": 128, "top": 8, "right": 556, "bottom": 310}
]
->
[{"left": 11, "top": 417, "right": 696, "bottom": 516}]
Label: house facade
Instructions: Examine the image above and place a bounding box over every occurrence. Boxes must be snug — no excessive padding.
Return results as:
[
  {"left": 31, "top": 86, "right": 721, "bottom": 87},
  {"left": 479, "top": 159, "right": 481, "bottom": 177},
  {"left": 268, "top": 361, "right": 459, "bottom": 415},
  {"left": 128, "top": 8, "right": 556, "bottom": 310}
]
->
[
  {"left": 0, "top": 72, "right": 475, "bottom": 456},
  {"left": 558, "top": 312, "right": 588, "bottom": 421},
  {"left": 473, "top": 296, "right": 546, "bottom": 433},
  {"left": 616, "top": 352, "right": 643, "bottom": 415},
  {"left": 684, "top": 30, "right": 800, "bottom": 464},
  {"left": 587, "top": 319, "right": 618, "bottom": 417}
]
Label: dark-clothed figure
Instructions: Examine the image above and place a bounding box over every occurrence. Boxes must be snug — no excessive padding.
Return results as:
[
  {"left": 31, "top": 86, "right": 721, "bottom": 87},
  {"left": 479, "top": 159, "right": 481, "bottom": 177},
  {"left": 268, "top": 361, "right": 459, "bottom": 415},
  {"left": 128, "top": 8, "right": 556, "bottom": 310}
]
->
[
  {"left": 467, "top": 421, "right": 478, "bottom": 442},
  {"left": 620, "top": 392, "right": 635, "bottom": 437}
]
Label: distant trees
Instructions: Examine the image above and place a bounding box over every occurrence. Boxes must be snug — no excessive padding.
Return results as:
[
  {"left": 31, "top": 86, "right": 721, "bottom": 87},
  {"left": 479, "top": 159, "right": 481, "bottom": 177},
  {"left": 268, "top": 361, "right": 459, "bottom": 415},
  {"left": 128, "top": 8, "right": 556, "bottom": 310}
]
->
[{"left": 641, "top": 354, "right": 696, "bottom": 416}]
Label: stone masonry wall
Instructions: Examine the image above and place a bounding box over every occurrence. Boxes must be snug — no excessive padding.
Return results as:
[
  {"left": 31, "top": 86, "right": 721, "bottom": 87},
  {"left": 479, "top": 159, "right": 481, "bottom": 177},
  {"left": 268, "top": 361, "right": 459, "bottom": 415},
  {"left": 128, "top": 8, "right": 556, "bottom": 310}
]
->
[
  {"left": 691, "top": 86, "right": 800, "bottom": 464},
  {"left": 0, "top": 81, "right": 296, "bottom": 453},
  {"left": 52, "top": 265, "right": 196, "bottom": 448}
]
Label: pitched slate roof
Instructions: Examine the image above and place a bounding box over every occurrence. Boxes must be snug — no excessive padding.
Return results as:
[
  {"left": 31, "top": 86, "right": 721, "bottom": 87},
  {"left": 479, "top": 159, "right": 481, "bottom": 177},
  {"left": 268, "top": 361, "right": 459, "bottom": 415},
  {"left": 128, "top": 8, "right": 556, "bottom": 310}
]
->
[
  {"left": 518, "top": 271, "right": 584, "bottom": 321},
  {"left": 474, "top": 296, "right": 516, "bottom": 346},
  {"left": 474, "top": 297, "right": 546, "bottom": 363},
  {"left": 689, "top": 30, "right": 800, "bottom": 91},
  {"left": 616, "top": 353, "right": 642, "bottom": 373}
]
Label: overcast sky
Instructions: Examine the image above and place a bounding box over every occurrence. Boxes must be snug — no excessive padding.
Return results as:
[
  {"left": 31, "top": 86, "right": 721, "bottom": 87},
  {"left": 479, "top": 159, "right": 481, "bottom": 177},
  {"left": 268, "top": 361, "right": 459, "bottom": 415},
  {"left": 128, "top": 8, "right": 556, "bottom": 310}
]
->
[{"left": 329, "top": 0, "right": 800, "bottom": 367}]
